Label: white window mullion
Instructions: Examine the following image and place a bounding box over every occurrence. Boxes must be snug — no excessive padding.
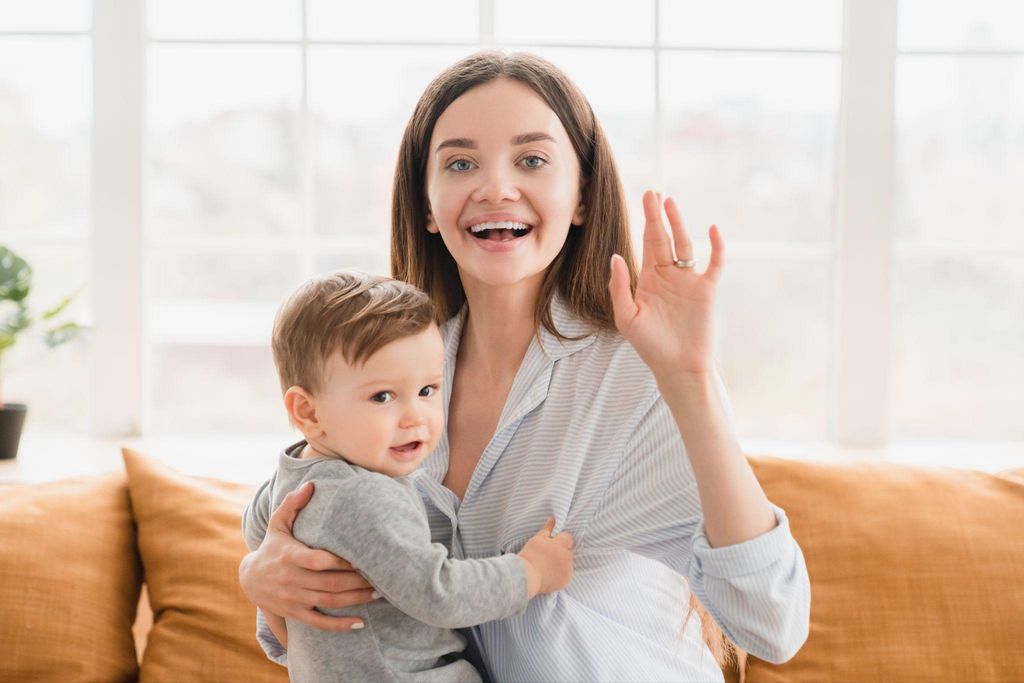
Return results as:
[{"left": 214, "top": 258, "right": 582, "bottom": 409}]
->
[
  {"left": 91, "top": 0, "right": 145, "bottom": 436},
  {"left": 833, "top": 0, "right": 897, "bottom": 446},
  {"left": 479, "top": 0, "right": 494, "bottom": 47}
]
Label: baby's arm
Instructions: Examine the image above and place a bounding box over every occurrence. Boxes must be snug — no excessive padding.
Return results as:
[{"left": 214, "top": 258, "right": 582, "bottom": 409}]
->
[
  {"left": 294, "top": 476, "right": 573, "bottom": 630},
  {"left": 241, "top": 477, "right": 291, "bottom": 658}
]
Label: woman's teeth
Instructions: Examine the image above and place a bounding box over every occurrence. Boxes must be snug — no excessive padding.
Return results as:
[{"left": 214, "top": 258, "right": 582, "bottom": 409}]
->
[{"left": 468, "top": 221, "right": 533, "bottom": 241}]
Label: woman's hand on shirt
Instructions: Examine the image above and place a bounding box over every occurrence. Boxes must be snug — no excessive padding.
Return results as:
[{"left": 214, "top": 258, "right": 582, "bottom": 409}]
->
[
  {"left": 608, "top": 189, "right": 724, "bottom": 381},
  {"left": 238, "top": 481, "right": 376, "bottom": 632}
]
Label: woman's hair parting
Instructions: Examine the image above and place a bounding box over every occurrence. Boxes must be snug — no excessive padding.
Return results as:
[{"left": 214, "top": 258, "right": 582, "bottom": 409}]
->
[
  {"left": 271, "top": 270, "right": 433, "bottom": 395},
  {"left": 390, "top": 50, "right": 639, "bottom": 339}
]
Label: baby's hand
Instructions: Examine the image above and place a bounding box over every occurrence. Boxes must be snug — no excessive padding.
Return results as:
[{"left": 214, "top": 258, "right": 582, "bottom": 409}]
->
[{"left": 517, "top": 516, "right": 574, "bottom": 598}]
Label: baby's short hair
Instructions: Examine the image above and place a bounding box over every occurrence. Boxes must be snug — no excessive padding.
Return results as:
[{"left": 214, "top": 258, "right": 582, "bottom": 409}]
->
[{"left": 272, "top": 270, "right": 434, "bottom": 395}]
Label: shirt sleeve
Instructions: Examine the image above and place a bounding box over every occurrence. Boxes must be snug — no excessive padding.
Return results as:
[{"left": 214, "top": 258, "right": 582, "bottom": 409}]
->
[
  {"left": 580, "top": 370, "right": 811, "bottom": 664},
  {"left": 241, "top": 475, "right": 274, "bottom": 552},
  {"left": 294, "top": 474, "right": 530, "bottom": 630},
  {"left": 240, "top": 477, "right": 289, "bottom": 666}
]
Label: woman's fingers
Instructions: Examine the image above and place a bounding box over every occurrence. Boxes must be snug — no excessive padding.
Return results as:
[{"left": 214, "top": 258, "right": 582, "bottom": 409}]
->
[
  {"left": 298, "top": 547, "right": 355, "bottom": 572},
  {"left": 705, "top": 224, "right": 725, "bottom": 283},
  {"left": 300, "top": 612, "right": 367, "bottom": 632},
  {"left": 641, "top": 190, "right": 673, "bottom": 268},
  {"left": 300, "top": 586, "right": 379, "bottom": 611},
  {"left": 663, "top": 196, "right": 693, "bottom": 262},
  {"left": 608, "top": 253, "right": 638, "bottom": 332},
  {"left": 268, "top": 481, "right": 314, "bottom": 535}
]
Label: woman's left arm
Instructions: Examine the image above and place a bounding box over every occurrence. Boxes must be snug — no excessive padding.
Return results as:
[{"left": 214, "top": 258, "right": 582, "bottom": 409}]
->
[{"left": 608, "top": 189, "right": 774, "bottom": 548}]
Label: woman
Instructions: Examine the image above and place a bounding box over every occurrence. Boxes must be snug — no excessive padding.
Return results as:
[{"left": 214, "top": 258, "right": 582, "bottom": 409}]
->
[{"left": 240, "top": 51, "right": 810, "bottom": 682}]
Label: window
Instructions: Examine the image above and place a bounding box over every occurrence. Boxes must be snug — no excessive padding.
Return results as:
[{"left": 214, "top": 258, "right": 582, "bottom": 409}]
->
[{"left": 2, "top": 1, "right": 1020, "bottom": 454}]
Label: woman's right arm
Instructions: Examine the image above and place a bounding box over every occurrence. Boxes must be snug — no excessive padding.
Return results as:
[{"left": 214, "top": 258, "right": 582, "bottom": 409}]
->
[{"left": 238, "top": 481, "right": 376, "bottom": 634}]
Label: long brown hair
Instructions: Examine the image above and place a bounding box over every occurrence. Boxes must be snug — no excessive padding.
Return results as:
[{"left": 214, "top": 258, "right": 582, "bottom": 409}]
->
[
  {"left": 389, "top": 50, "right": 738, "bottom": 672},
  {"left": 390, "top": 50, "right": 637, "bottom": 338}
]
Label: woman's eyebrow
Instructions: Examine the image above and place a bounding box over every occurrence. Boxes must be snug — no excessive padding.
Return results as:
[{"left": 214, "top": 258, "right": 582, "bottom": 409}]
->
[{"left": 434, "top": 131, "right": 556, "bottom": 153}]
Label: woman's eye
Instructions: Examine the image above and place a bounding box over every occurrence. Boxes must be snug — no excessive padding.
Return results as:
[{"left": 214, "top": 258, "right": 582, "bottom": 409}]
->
[
  {"left": 419, "top": 384, "right": 438, "bottom": 397},
  {"left": 447, "top": 159, "right": 474, "bottom": 172},
  {"left": 521, "top": 155, "right": 547, "bottom": 169},
  {"left": 370, "top": 391, "right": 395, "bottom": 404}
]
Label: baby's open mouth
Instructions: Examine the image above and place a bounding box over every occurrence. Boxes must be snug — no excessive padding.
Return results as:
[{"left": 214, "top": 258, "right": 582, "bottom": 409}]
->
[
  {"left": 391, "top": 441, "right": 422, "bottom": 453},
  {"left": 467, "top": 221, "right": 533, "bottom": 242}
]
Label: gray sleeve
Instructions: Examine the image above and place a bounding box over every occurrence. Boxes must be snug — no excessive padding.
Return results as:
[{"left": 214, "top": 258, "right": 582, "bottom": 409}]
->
[
  {"left": 241, "top": 476, "right": 289, "bottom": 665},
  {"left": 293, "top": 475, "right": 529, "bottom": 630},
  {"left": 241, "top": 475, "right": 275, "bottom": 551}
]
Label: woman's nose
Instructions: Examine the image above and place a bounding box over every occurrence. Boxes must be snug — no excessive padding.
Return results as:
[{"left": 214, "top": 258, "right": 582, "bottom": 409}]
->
[{"left": 472, "top": 166, "right": 520, "bottom": 204}]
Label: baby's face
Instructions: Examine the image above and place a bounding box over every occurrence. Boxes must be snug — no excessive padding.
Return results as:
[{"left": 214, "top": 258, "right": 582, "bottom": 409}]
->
[{"left": 311, "top": 324, "right": 445, "bottom": 477}]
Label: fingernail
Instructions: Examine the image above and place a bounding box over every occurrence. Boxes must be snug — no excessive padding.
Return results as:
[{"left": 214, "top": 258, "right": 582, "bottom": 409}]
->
[
  {"left": 351, "top": 622, "right": 365, "bottom": 630},
  {"left": 371, "top": 591, "right": 382, "bottom": 600}
]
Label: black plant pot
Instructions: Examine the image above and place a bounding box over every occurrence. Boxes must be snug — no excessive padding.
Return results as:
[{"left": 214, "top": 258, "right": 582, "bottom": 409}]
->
[{"left": 0, "top": 403, "right": 27, "bottom": 460}]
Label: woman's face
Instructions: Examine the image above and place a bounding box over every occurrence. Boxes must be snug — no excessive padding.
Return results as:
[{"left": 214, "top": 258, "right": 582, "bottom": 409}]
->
[{"left": 424, "top": 77, "right": 585, "bottom": 293}]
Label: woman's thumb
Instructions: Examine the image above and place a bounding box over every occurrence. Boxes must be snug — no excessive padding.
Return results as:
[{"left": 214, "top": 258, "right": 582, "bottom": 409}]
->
[
  {"left": 608, "top": 254, "right": 636, "bottom": 332},
  {"left": 270, "top": 481, "right": 314, "bottom": 534}
]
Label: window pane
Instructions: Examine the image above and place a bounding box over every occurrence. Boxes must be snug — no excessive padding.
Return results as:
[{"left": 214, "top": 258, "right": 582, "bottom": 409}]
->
[
  {"left": 0, "top": 241, "right": 91, "bottom": 432},
  {"left": 316, "top": 248, "right": 389, "bottom": 277},
  {"left": 891, "top": 256, "right": 1024, "bottom": 440},
  {"left": 0, "top": 1, "right": 90, "bottom": 32},
  {"left": 717, "top": 259, "right": 832, "bottom": 440},
  {"left": 149, "top": 301, "right": 278, "bottom": 346},
  {"left": 147, "top": 45, "right": 302, "bottom": 238},
  {"left": 510, "top": 47, "right": 657, "bottom": 240},
  {"left": 307, "top": 0, "right": 477, "bottom": 42},
  {"left": 495, "top": 0, "right": 653, "bottom": 46},
  {"left": 660, "top": 0, "right": 841, "bottom": 50},
  {"left": 0, "top": 37, "right": 90, "bottom": 236},
  {"left": 151, "top": 344, "right": 288, "bottom": 433},
  {"left": 148, "top": 0, "right": 301, "bottom": 40},
  {"left": 661, "top": 52, "right": 840, "bottom": 243},
  {"left": 896, "top": 56, "right": 1024, "bottom": 249},
  {"left": 899, "top": 0, "right": 1024, "bottom": 51},
  {"left": 308, "top": 46, "right": 469, "bottom": 238},
  {"left": 150, "top": 248, "right": 303, "bottom": 301}
]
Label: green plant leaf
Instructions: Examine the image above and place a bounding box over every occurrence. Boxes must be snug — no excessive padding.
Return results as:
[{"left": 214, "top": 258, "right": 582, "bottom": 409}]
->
[
  {"left": 43, "top": 322, "right": 85, "bottom": 348},
  {"left": 0, "top": 246, "right": 31, "bottom": 302}
]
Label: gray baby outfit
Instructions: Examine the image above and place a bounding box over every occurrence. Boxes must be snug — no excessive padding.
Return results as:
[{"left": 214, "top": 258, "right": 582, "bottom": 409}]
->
[{"left": 242, "top": 441, "right": 529, "bottom": 683}]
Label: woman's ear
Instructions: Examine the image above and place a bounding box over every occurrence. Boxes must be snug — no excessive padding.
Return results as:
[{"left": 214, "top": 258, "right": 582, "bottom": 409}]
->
[
  {"left": 426, "top": 211, "right": 440, "bottom": 234},
  {"left": 284, "top": 386, "right": 323, "bottom": 437},
  {"left": 571, "top": 202, "right": 586, "bottom": 227}
]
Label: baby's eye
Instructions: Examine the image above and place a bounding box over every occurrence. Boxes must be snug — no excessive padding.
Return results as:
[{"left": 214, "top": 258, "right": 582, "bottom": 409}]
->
[
  {"left": 419, "top": 384, "right": 438, "bottom": 397},
  {"left": 521, "top": 155, "right": 547, "bottom": 169},
  {"left": 370, "top": 391, "right": 396, "bottom": 404},
  {"left": 447, "top": 159, "right": 475, "bottom": 172}
]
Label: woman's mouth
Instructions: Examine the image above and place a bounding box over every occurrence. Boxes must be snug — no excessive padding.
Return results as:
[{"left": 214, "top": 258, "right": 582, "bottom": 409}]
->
[{"left": 466, "top": 221, "right": 533, "bottom": 241}]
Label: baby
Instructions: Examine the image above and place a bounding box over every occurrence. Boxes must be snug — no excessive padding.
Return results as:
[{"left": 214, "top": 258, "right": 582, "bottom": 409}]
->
[{"left": 242, "top": 270, "right": 574, "bottom": 683}]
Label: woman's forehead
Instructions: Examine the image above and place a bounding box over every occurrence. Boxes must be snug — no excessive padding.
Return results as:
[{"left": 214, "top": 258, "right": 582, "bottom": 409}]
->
[{"left": 430, "top": 79, "right": 570, "bottom": 150}]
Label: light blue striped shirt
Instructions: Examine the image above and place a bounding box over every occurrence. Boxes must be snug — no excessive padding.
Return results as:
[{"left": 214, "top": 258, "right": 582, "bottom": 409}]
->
[{"left": 255, "top": 293, "right": 810, "bottom": 682}]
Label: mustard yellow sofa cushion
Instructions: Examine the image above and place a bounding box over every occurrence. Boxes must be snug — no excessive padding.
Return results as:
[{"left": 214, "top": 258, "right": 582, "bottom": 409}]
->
[
  {"left": 0, "top": 472, "right": 143, "bottom": 682},
  {"left": 746, "top": 456, "right": 1024, "bottom": 683},
  {"left": 123, "top": 448, "right": 287, "bottom": 683}
]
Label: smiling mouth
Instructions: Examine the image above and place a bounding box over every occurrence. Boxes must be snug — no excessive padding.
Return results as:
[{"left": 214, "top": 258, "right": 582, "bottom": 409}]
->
[{"left": 467, "top": 221, "right": 534, "bottom": 241}]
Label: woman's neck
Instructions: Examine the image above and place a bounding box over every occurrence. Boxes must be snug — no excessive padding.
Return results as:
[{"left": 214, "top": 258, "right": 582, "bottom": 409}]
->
[{"left": 459, "top": 277, "right": 542, "bottom": 385}]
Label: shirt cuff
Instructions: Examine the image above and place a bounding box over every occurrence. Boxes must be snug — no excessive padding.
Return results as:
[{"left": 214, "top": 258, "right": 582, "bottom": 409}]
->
[
  {"left": 690, "top": 503, "right": 797, "bottom": 578},
  {"left": 255, "top": 608, "right": 289, "bottom": 667}
]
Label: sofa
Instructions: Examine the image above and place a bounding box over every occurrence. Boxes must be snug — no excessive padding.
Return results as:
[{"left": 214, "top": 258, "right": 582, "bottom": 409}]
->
[{"left": 1, "top": 447, "right": 1022, "bottom": 682}]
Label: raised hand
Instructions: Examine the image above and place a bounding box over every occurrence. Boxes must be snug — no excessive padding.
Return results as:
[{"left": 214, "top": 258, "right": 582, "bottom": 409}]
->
[{"left": 608, "top": 190, "right": 724, "bottom": 380}]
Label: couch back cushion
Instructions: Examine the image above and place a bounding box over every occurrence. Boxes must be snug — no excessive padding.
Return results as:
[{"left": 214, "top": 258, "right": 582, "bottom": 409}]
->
[
  {"left": 123, "top": 448, "right": 288, "bottom": 683},
  {"left": 0, "top": 471, "right": 143, "bottom": 682},
  {"left": 745, "top": 456, "right": 1024, "bottom": 682}
]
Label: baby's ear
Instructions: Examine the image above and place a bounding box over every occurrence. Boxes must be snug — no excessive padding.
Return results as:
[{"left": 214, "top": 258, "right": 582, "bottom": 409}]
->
[{"left": 284, "top": 386, "right": 322, "bottom": 436}]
